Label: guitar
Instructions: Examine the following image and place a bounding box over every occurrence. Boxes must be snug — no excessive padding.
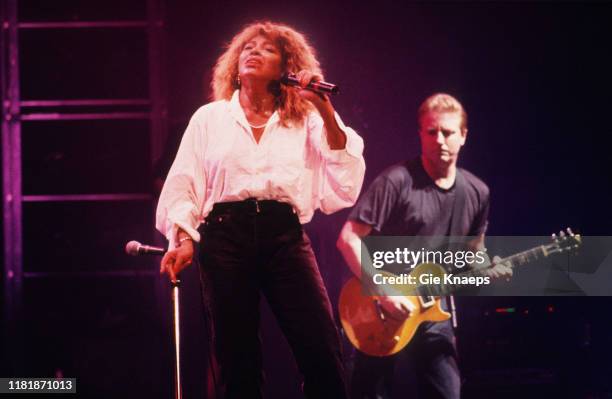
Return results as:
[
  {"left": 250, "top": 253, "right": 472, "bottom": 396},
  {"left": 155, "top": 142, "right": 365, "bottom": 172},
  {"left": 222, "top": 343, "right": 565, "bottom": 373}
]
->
[{"left": 338, "top": 229, "right": 581, "bottom": 357}]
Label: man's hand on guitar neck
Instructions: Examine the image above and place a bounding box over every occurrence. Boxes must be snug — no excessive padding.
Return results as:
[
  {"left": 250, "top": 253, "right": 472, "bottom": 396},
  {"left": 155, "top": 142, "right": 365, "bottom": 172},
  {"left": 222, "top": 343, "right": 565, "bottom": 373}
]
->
[
  {"left": 484, "top": 255, "right": 513, "bottom": 281},
  {"left": 468, "top": 234, "right": 512, "bottom": 281}
]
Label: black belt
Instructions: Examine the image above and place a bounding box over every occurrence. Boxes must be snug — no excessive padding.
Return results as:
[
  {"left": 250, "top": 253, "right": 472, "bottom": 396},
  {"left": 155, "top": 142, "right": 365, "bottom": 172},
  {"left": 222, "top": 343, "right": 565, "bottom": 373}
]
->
[{"left": 210, "top": 198, "right": 294, "bottom": 215}]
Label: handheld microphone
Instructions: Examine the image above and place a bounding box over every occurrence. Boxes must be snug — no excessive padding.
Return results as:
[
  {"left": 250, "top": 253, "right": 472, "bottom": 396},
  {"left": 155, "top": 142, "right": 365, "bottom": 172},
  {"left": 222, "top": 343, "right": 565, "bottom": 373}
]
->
[
  {"left": 125, "top": 240, "right": 166, "bottom": 256},
  {"left": 281, "top": 74, "right": 340, "bottom": 95}
]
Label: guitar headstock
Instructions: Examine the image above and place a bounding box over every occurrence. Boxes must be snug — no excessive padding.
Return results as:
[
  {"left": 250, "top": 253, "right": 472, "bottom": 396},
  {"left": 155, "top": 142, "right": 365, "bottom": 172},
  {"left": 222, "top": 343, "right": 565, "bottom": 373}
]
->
[{"left": 548, "top": 227, "right": 582, "bottom": 255}]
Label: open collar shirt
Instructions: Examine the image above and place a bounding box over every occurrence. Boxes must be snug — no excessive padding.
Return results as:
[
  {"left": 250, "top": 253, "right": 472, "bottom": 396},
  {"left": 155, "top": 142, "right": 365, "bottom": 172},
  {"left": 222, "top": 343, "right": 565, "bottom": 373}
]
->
[{"left": 156, "top": 90, "right": 365, "bottom": 246}]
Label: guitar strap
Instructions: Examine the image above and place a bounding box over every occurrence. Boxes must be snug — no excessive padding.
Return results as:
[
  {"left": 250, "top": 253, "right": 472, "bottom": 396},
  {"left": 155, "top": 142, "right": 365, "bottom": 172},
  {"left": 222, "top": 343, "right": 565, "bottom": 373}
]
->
[
  {"left": 448, "top": 168, "right": 467, "bottom": 237},
  {"left": 446, "top": 168, "right": 467, "bottom": 329}
]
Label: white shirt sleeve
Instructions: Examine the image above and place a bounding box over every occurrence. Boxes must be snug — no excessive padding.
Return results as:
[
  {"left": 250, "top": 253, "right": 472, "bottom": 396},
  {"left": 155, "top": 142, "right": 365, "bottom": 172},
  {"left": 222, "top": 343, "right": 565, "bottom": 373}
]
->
[
  {"left": 308, "top": 111, "right": 366, "bottom": 215},
  {"left": 155, "top": 109, "right": 208, "bottom": 248}
]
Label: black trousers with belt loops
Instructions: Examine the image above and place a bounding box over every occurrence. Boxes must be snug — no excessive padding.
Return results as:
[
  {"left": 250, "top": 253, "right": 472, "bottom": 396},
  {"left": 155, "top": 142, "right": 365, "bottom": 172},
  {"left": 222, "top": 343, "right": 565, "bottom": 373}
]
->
[{"left": 198, "top": 199, "right": 347, "bottom": 399}]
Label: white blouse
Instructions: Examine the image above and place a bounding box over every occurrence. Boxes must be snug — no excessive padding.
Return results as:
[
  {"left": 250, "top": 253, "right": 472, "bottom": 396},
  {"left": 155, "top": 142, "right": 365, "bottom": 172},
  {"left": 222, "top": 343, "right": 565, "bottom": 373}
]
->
[{"left": 156, "top": 90, "right": 365, "bottom": 247}]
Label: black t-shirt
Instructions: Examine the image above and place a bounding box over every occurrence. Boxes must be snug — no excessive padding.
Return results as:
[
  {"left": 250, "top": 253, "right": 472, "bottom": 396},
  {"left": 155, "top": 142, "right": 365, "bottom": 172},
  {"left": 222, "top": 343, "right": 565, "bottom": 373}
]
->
[
  {"left": 349, "top": 157, "right": 490, "bottom": 239},
  {"left": 349, "top": 157, "right": 489, "bottom": 325}
]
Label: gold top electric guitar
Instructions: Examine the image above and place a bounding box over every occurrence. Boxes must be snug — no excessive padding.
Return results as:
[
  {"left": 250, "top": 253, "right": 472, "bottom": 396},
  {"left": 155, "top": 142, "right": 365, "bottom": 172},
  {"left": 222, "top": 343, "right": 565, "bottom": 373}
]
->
[{"left": 338, "top": 229, "right": 581, "bottom": 357}]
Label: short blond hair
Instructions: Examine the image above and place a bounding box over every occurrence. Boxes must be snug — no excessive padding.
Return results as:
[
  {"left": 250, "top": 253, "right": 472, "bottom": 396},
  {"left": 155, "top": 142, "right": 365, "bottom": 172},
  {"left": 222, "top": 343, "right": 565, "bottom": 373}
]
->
[
  {"left": 211, "top": 21, "right": 322, "bottom": 127},
  {"left": 418, "top": 93, "right": 468, "bottom": 133}
]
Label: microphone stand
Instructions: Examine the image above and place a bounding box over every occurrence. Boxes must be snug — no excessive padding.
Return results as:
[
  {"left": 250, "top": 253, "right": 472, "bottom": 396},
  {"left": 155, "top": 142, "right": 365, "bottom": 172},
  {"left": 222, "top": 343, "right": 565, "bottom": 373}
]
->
[
  {"left": 171, "top": 280, "right": 182, "bottom": 399},
  {"left": 125, "top": 240, "right": 180, "bottom": 396}
]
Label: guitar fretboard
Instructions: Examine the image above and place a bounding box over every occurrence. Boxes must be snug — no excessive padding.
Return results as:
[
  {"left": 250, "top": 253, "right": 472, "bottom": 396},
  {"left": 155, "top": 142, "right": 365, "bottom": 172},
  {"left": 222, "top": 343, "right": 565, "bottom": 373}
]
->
[{"left": 415, "top": 244, "right": 550, "bottom": 297}]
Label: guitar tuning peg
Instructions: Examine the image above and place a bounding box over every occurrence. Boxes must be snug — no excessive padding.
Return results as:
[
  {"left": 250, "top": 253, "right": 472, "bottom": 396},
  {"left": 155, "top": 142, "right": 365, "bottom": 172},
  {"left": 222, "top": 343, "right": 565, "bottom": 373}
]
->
[
  {"left": 552, "top": 232, "right": 558, "bottom": 243},
  {"left": 567, "top": 227, "right": 574, "bottom": 237},
  {"left": 559, "top": 230, "right": 566, "bottom": 238}
]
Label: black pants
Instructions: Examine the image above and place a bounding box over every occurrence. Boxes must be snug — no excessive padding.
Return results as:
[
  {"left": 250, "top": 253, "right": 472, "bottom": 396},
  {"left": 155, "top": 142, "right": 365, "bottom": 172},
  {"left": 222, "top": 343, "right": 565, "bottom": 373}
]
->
[
  {"left": 198, "top": 200, "right": 347, "bottom": 399},
  {"left": 350, "top": 320, "right": 460, "bottom": 399}
]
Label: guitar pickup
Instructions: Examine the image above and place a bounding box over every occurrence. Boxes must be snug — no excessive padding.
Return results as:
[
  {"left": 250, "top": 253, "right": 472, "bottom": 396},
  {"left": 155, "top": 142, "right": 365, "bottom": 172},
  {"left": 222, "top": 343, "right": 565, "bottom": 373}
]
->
[{"left": 419, "top": 296, "right": 436, "bottom": 308}]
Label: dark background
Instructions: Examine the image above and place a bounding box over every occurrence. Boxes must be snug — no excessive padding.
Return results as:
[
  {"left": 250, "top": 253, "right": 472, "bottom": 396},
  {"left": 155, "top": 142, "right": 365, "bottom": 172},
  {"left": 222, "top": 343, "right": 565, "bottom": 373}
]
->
[{"left": 2, "top": 0, "right": 612, "bottom": 398}]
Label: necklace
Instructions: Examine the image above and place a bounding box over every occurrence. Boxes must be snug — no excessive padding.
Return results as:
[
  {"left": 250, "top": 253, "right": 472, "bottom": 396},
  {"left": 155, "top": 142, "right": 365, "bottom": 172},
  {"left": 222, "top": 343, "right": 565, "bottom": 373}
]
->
[{"left": 247, "top": 120, "right": 268, "bottom": 129}]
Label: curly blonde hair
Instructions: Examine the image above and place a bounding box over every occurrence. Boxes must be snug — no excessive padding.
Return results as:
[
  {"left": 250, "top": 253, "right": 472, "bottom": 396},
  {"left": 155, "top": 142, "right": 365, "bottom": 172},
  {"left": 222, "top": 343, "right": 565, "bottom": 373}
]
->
[{"left": 211, "top": 21, "right": 322, "bottom": 127}]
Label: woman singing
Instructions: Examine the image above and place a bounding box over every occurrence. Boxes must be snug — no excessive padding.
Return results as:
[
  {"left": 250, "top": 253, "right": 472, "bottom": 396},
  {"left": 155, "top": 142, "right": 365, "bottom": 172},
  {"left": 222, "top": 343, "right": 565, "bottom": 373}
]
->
[{"left": 156, "top": 21, "right": 365, "bottom": 398}]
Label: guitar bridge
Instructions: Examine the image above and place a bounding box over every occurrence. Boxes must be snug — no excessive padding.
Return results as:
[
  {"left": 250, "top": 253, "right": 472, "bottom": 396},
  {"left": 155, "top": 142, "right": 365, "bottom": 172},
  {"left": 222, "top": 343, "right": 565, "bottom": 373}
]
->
[{"left": 373, "top": 299, "right": 386, "bottom": 322}]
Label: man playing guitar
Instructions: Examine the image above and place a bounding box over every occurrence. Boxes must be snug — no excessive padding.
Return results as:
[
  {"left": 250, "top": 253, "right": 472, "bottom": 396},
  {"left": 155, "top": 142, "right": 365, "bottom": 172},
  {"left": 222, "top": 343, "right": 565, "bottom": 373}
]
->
[{"left": 337, "top": 93, "right": 511, "bottom": 398}]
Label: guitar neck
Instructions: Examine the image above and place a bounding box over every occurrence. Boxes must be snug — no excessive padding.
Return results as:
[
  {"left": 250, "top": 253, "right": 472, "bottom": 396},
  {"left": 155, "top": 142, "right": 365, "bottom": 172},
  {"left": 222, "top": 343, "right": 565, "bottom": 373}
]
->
[
  {"left": 499, "top": 245, "right": 551, "bottom": 269},
  {"left": 420, "top": 244, "right": 552, "bottom": 297}
]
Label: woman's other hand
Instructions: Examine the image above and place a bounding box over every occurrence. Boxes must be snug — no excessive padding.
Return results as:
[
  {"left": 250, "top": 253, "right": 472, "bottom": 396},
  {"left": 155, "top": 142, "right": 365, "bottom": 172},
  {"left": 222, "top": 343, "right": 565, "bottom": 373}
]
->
[{"left": 160, "top": 240, "right": 194, "bottom": 282}]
